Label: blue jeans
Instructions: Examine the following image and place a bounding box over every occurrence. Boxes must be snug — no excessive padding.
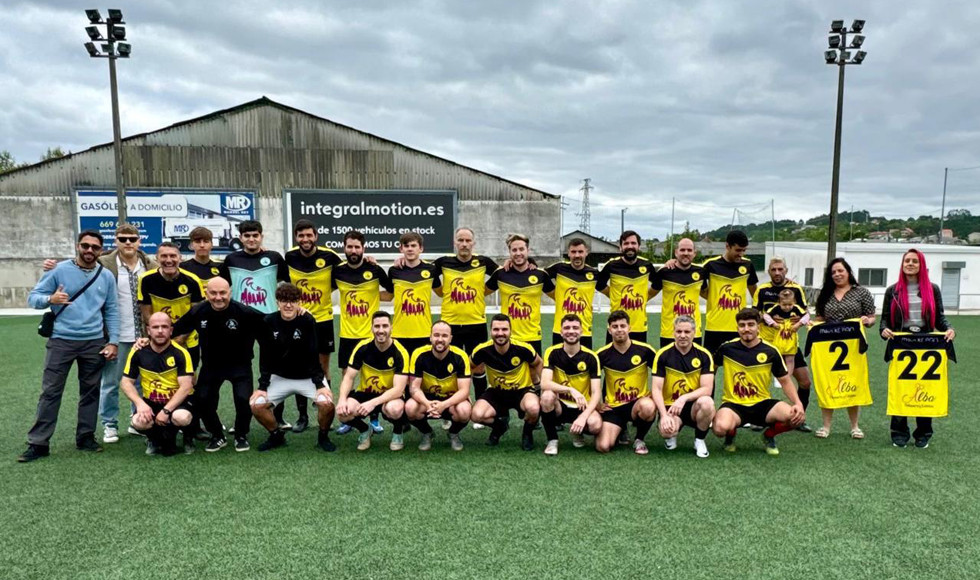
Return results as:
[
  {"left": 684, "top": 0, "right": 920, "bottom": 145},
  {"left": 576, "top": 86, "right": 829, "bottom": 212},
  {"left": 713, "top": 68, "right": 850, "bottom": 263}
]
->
[{"left": 99, "top": 341, "right": 134, "bottom": 428}]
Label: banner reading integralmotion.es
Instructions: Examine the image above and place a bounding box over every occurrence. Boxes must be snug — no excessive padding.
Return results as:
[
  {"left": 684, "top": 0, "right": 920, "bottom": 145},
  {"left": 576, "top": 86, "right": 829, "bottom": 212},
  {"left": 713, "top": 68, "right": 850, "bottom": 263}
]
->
[{"left": 284, "top": 190, "right": 458, "bottom": 254}]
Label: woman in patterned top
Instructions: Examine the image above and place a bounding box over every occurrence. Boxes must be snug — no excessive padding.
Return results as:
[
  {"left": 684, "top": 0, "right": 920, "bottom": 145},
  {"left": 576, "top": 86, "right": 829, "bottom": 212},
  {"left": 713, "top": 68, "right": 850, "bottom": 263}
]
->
[{"left": 814, "top": 258, "right": 876, "bottom": 439}]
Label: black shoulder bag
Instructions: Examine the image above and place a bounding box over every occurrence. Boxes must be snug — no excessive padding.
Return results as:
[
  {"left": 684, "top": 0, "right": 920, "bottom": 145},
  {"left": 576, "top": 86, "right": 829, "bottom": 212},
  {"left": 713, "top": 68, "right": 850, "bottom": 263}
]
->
[{"left": 38, "top": 264, "right": 105, "bottom": 338}]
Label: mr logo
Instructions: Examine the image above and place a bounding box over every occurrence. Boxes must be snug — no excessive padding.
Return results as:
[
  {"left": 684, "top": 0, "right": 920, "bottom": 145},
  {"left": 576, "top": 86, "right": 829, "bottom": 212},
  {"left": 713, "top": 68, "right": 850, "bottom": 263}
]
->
[
  {"left": 226, "top": 319, "right": 238, "bottom": 330},
  {"left": 222, "top": 194, "right": 252, "bottom": 212}
]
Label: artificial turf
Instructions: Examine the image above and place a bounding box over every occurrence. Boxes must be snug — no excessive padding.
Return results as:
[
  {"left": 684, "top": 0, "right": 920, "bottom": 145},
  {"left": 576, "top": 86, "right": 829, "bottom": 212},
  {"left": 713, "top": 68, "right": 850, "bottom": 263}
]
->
[{"left": 1, "top": 314, "right": 977, "bottom": 579}]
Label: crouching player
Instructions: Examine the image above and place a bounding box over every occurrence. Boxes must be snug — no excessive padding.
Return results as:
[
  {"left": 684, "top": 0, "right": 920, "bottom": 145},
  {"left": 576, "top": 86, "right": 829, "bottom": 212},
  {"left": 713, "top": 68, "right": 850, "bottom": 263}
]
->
[
  {"left": 406, "top": 321, "right": 472, "bottom": 451},
  {"left": 540, "top": 314, "right": 602, "bottom": 455}
]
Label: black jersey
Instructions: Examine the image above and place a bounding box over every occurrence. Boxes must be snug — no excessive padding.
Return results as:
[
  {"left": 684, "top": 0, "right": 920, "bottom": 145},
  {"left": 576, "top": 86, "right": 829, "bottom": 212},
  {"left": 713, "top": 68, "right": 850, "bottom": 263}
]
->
[
  {"left": 349, "top": 339, "right": 411, "bottom": 394},
  {"left": 180, "top": 258, "right": 222, "bottom": 292},
  {"left": 753, "top": 281, "right": 808, "bottom": 313},
  {"left": 172, "top": 300, "right": 265, "bottom": 371},
  {"left": 716, "top": 339, "right": 786, "bottom": 405},
  {"left": 471, "top": 340, "right": 538, "bottom": 391},
  {"left": 123, "top": 342, "right": 194, "bottom": 403},
  {"left": 409, "top": 345, "right": 471, "bottom": 398},
  {"left": 544, "top": 344, "right": 600, "bottom": 407},
  {"left": 258, "top": 312, "right": 323, "bottom": 389},
  {"left": 652, "top": 343, "right": 715, "bottom": 405},
  {"left": 596, "top": 340, "right": 657, "bottom": 407}
]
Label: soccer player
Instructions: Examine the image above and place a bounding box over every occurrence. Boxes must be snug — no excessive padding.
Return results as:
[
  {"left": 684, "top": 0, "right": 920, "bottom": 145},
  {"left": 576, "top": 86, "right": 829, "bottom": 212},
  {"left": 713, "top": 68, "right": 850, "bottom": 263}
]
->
[
  {"left": 470, "top": 314, "right": 543, "bottom": 450},
  {"left": 753, "top": 256, "right": 814, "bottom": 431},
  {"left": 219, "top": 219, "right": 289, "bottom": 314},
  {"left": 179, "top": 226, "right": 223, "bottom": 291},
  {"left": 487, "top": 234, "right": 554, "bottom": 355},
  {"left": 388, "top": 232, "right": 437, "bottom": 358},
  {"left": 711, "top": 308, "right": 805, "bottom": 455},
  {"left": 545, "top": 238, "right": 605, "bottom": 349},
  {"left": 405, "top": 321, "right": 472, "bottom": 451},
  {"left": 599, "top": 230, "right": 654, "bottom": 343},
  {"left": 699, "top": 230, "right": 758, "bottom": 356},
  {"left": 137, "top": 242, "right": 204, "bottom": 367},
  {"left": 651, "top": 315, "right": 716, "bottom": 458},
  {"left": 284, "top": 219, "right": 343, "bottom": 433},
  {"left": 540, "top": 314, "right": 602, "bottom": 455},
  {"left": 249, "top": 284, "right": 336, "bottom": 452},
  {"left": 595, "top": 310, "right": 657, "bottom": 454},
  {"left": 432, "top": 227, "right": 499, "bottom": 400},
  {"left": 119, "top": 312, "right": 195, "bottom": 456},
  {"left": 336, "top": 312, "right": 411, "bottom": 451},
  {"left": 173, "top": 277, "right": 265, "bottom": 452},
  {"left": 650, "top": 238, "right": 704, "bottom": 348}
]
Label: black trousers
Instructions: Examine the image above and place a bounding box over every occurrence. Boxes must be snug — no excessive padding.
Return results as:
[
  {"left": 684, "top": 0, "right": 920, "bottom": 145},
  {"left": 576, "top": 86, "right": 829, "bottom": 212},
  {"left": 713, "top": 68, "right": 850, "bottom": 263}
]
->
[
  {"left": 196, "top": 366, "right": 253, "bottom": 437},
  {"left": 890, "top": 416, "right": 933, "bottom": 441}
]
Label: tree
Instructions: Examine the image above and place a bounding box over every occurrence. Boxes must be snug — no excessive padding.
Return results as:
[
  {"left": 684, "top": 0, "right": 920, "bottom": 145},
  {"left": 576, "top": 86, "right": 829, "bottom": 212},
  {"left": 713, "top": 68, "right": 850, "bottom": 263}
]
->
[
  {"left": 40, "top": 147, "right": 67, "bottom": 161},
  {"left": 0, "top": 150, "right": 28, "bottom": 174}
]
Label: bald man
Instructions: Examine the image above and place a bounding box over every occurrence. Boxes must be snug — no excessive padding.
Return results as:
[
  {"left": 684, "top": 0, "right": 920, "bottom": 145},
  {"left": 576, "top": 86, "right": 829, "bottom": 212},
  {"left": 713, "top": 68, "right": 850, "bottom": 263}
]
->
[
  {"left": 651, "top": 238, "right": 706, "bottom": 348},
  {"left": 173, "top": 277, "right": 266, "bottom": 453}
]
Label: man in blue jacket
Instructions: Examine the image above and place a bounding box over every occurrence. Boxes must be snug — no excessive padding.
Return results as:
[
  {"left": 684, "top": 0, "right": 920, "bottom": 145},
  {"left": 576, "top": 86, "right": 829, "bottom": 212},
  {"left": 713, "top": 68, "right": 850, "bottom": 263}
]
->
[{"left": 19, "top": 230, "right": 120, "bottom": 462}]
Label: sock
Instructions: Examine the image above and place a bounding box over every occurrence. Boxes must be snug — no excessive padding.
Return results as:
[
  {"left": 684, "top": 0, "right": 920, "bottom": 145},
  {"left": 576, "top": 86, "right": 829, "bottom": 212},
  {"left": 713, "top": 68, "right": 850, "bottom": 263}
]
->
[
  {"left": 348, "top": 418, "right": 369, "bottom": 433},
  {"left": 449, "top": 421, "right": 467, "bottom": 434},
  {"left": 392, "top": 418, "right": 406, "bottom": 435},
  {"left": 694, "top": 427, "right": 708, "bottom": 440},
  {"left": 634, "top": 419, "right": 653, "bottom": 441},
  {"left": 411, "top": 419, "right": 434, "bottom": 434},
  {"left": 522, "top": 421, "right": 536, "bottom": 438},
  {"left": 273, "top": 402, "right": 285, "bottom": 424},
  {"left": 541, "top": 410, "right": 559, "bottom": 440},
  {"left": 764, "top": 422, "right": 794, "bottom": 438},
  {"left": 369, "top": 410, "right": 380, "bottom": 422},
  {"left": 473, "top": 374, "right": 487, "bottom": 398},
  {"left": 799, "top": 387, "right": 811, "bottom": 411},
  {"left": 295, "top": 395, "right": 309, "bottom": 420}
]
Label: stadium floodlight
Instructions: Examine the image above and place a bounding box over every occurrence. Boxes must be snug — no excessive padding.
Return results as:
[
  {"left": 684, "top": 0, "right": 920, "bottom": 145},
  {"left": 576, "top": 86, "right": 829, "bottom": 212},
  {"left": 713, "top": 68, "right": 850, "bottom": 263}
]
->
[
  {"left": 117, "top": 43, "right": 131, "bottom": 57},
  {"left": 107, "top": 9, "right": 123, "bottom": 22},
  {"left": 850, "top": 35, "right": 865, "bottom": 48},
  {"left": 828, "top": 35, "right": 841, "bottom": 48},
  {"left": 108, "top": 24, "right": 126, "bottom": 40},
  {"left": 84, "top": 42, "right": 99, "bottom": 57},
  {"left": 85, "top": 26, "right": 103, "bottom": 40},
  {"left": 831, "top": 20, "right": 844, "bottom": 32},
  {"left": 852, "top": 50, "right": 867, "bottom": 64},
  {"left": 101, "top": 43, "right": 114, "bottom": 56},
  {"left": 85, "top": 9, "right": 103, "bottom": 23},
  {"left": 840, "top": 50, "right": 851, "bottom": 61},
  {"left": 824, "top": 50, "right": 837, "bottom": 64},
  {"left": 851, "top": 19, "right": 865, "bottom": 33}
]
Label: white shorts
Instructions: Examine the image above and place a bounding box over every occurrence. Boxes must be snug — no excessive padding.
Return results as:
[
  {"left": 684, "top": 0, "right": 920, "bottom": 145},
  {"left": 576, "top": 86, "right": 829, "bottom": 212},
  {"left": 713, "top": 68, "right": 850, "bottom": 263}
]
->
[{"left": 262, "top": 375, "right": 324, "bottom": 407}]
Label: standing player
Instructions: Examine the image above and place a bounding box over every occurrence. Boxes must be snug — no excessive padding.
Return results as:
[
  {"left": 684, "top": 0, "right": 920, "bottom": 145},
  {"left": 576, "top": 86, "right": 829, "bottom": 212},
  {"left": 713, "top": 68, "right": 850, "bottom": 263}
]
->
[
  {"left": 486, "top": 234, "right": 554, "bottom": 355},
  {"left": 405, "top": 321, "right": 472, "bottom": 451},
  {"left": 284, "top": 219, "right": 343, "bottom": 433},
  {"left": 219, "top": 220, "right": 289, "bottom": 314},
  {"left": 137, "top": 243, "right": 204, "bottom": 366},
  {"left": 179, "top": 226, "right": 223, "bottom": 292},
  {"left": 540, "top": 314, "right": 602, "bottom": 455},
  {"left": 249, "top": 284, "right": 336, "bottom": 452},
  {"left": 470, "top": 314, "right": 543, "bottom": 450},
  {"left": 388, "top": 232, "right": 437, "bottom": 358},
  {"left": 700, "top": 230, "right": 758, "bottom": 357},
  {"left": 711, "top": 308, "right": 805, "bottom": 455},
  {"left": 650, "top": 315, "right": 716, "bottom": 458},
  {"left": 599, "top": 230, "right": 654, "bottom": 343},
  {"left": 650, "top": 238, "right": 705, "bottom": 348},
  {"left": 595, "top": 310, "right": 657, "bottom": 454},
  {"left": 545, "top": 238, "right": 605, "bottom": 349},
  {"left": 336, "top": 312, "right": 411, "bottom": 451}
]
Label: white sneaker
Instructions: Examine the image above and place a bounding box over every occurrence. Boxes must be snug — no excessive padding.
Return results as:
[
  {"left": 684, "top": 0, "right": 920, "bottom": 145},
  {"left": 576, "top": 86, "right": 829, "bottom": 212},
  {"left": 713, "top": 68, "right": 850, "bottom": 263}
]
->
[
  {"left": 571, "top": 433, "right": 586, "bottom": 448},
  {"left": 664, "top": 436, "right": 677, "bottom": 450},
  {"left": 472, "top": 423, "right": 486, "bottom": 430},
  {"left": 694, "top": 438, "right": 709, "bottom": 458},
  {"left": 103, "top": 426, "right": 119, "bottom": 444},
  {"left": 442, "top": 419, "right": 452, "bottom": 431},
  {"left": 544, "top": 439, "right": 559, "bottom": 456},
  {"left": 127, "top": 425, "right": 144, "bottom": 437}
]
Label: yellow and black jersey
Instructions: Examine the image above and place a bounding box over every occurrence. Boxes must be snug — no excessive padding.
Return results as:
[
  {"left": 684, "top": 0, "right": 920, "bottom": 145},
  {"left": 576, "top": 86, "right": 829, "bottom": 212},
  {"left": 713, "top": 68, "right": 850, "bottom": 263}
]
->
[
  {"left": 653, "top": 343, "right": 715, "bottom": 405},
  {"left": 409, "top": 345, "right": 471, "bottom": 399},
  {"left": 544, "top": 344, "right": 600, "bottom": 407},
  {"left": 753, "top": 281, "right": 808, "bottom": 313},
  {"left": 804, "top": 319, "right": 872, "bottom": 409},
  {"left": 433, "top": 254, "right": 499, "bottom": 326},
  {"left": 487, "top": 267, "right": 555, "bottom": 342},
  {"left": 349, "top": 339, "right": 410, "bottom": 394},
  {"left": 123, "top": 342, "right": 194, "bottom": 403},
  {"left": 285, "top": 246, "right": 343, "bottom": 323},
  {"left": 470, "top": 340, "right": 537, "bottom": 391},
  {"left": 598, "top": 257, "right": 653, "bottom": 332},
  {"left": 651, "top": 265, "right": 705, "bottom": 339},
  {"left": 596, "top": 340, "right": 656, "bottom": 407},
  {"left": 716, "top": 339, "right": 786, "bottom": 405},
  {"left": 761, "top": 304, "right": 807, "bottom": 356},
  {"left": 388, "top": 261, "right": 436, "bottom": 339},
  {"left": 138, "top": 268, "right": 204, "bottom": 348},
  {"left": 332, "top": 262, "right": 393, "bottom": 339},
  {"left": 545, "top": 262, "right": 605, "bottom": 335},
  {"left": 885, "top": 332, "right": 956, "bottom": 418},
  {"left": 180, "top": 258, "right": 222, "bottom": 293},
  {"left": 702, "top": 256, "right": 759, "bottom": 333}
]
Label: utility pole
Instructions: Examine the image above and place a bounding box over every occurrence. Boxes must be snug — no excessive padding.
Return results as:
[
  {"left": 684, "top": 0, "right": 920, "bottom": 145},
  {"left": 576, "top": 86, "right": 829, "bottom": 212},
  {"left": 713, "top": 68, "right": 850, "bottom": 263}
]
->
[
  {"left": 669, "top": 197, "right": 676, "bottom": 256},
  {"left": 577, "top": 178, "right": 592, "bottom": 234},
  {"left": 939, "top": 167, "right": 948, "bottom": 244},
  {"left": 621, "top": 207, "right": 627, "bottom": 235}
]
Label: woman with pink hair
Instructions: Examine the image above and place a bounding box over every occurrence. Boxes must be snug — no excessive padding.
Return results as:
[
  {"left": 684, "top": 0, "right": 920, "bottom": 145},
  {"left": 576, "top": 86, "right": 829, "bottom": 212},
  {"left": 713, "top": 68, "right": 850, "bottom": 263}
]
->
[{"left": 880, "top": 248, "right": 955, "bottom": 448}]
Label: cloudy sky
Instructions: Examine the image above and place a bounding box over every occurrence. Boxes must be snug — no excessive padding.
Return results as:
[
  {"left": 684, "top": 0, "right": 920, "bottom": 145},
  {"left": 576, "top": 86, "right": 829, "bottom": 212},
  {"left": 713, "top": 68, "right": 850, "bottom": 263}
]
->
[{"left": 2, "top": 0, "right": 979, "bottom": 240}]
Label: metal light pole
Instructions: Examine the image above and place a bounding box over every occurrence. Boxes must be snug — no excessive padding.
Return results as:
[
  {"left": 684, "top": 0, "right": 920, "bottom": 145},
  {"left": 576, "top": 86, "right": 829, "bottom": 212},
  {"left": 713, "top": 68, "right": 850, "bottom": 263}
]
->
[
  {"left": 824, "top": 19, "right": 867, "bottom": 264},
  {"left": 620, "top": 207, "right": 628, "bottom": 235},
  {"left": 84, "top": 9, "right": 131, "bottom": 224},
  {"left": 939, "top": 167, "right": 948, "bottom": 243}
]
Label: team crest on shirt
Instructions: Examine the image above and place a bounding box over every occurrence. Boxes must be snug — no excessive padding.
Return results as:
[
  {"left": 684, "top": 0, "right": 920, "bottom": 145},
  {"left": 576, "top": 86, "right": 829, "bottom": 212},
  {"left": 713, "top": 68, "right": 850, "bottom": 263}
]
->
[
  {"left": 166, "top": 356, "right": 175, "bottom": 367},
  {"left": 732, "top": 371, "right": 761, "bottom": 398},
  {"left": 344, "top": 291, "right": 370, "bottom": 317},
  {"left": 631, "top": 355, "right": 642, "bottom": 365},
  {"left": 511, "top": 356, "right": 520, "bottom": 366},
  {"left": 692, "top": 357, "right": 701, "bottom": 368},
  {"left": 639, "top": 266, "right": 647, "bottom": 274},
  {"left": 400, "top": 289, "right": 426, "bottom": 315},
  {"left": 692, "top": 272, "right": 700, "bottom": 281},
  {"left": 293, "top": 330, "right": 302, "bottom": 339},
  {"left": 447, "top": 363, "right": 454, "bottom": 373},
  {"left": 717, "top": 284, "right": 742, "bottom": 311},
  {"left": 363, "top": 271, "right": 373, "bottom": 280},
  {"left": 200, "top": 320, "right": 208, "bottom": 329},
  {"left": 449, "top": 279, "right": 477, "bottom": 304},
  {"left": 260, "top": 257, "right": 271, "bottom": 266},
  {"left": 421, "top": 270, "right": 431, "bottom": 279},
  {"left": 529, "top": 275, "right": 538, "bottom": 284},
  {"left": 756, "top": 353, "right": 767, "bottom": 363},
  {"left": 296, "top": 279, "right": 323, "bottom": 304},
  {"left": 507, "top": 295, "right": 533, "bottom": 321},
  {"left": 673, "top": 293, "right": 697, "bottom": 317},
  {"left": 738, "top": 266, "right": 747, "bottom": 275},
  {"left": 586, "top": 272, "right": 594, "bottom": 280},
  {"left": 577, "top": 361, "right": 587, "bottom": 371},
  {"left": 178, "top": 284, "right": 188, "bottom": 294},
  {"left": 387, "top": 357, "right": 394, "bottom": 367},
  {"left": 316, "top": 258, "right": 326, "bottom": 268},
  {"left": 471, "top": 259, "right": 480, "bottom": 267},
  {"left": 210, "top": 267, "right": 220, "bottom": 275},
  {"left": 561, "top": 288, "right": 588, "bottom": 315},
  {"left": 226, "top": 319, "right": 238, "bottom": 330},
  {"left": 273, "top": 331, "right": 279, "bottom": 339}
]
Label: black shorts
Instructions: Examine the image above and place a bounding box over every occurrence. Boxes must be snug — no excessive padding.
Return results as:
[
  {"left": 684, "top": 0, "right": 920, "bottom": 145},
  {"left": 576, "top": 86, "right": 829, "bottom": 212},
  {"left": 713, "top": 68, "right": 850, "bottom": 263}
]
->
[
  {"left": 720, "top": 399, "right": 780, "bottom": 427},
  {"left": 605, "top": 331, "right": 648, "bottom": 345},
  {"left": 794, "top": 350, "right": 808, "bottom": 369},
  {"left": 703, "top": 331, "right": 739, "bottom": 361},
  {"left": 395, "top": 337, "right": 429, "bottom": 359},
  {"left": 552, "top": 333, "right": 593, "bottom": 350},
  {"left": 556, "top": 404, "right": 584, "bottom": 424},
  {"left": 601, "top": 400, "right": 637, "bottom": 430},
  {"left": 449, "top": 323, "right": 488, "bottom": 355},
  {"left": 316, "top": 321, "right": 336, "bottom": 355},
  {"left": 140, "top": 398, "right": 193, "bottom": 425},
  {"left": 478, "top": 387, "right": 533, "bottom": 417},
  {"left": 521, "top": 340, "right": 542, "bottom": 356},
  {"left": 666, "top": 399, "right": 700, "bottom": 430},
  {"left": 337, "top": 337, "right": 366, "bottom": 370},
  {"left": 348, "top": 390, "right": 398, "bottom": 420}
]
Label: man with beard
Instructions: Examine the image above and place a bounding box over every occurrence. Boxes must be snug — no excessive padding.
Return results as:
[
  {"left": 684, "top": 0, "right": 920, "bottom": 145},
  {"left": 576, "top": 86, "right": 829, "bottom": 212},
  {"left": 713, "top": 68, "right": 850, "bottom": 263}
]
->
[
  {"left": 137, "top": 243, "right": 204, "bottom": 367},
  {"left": 487, "top": 234, "right": 554, "bottom": 355},
  {"left": 545, "top": 238, "right": 605, "bottom": 350},
  {"left": 388, "top": 232, "right": 437, "bottom": 358},
  {"left": 598, "top": 230, "right": 654, "bottom": 344},
  {"left": 470, "top": 314, "right": 543, "bottom": 451},
  {"left": 712, "top": 308, "right": 805, "bottom": 456},
  {"left": 405, "top": 321, "right": 472, "bottom": 451},
  {"left": 540, "top": 314, "right": 602, "bottom": 455},
  {"left": 650, "top": 238, "right": 705, "bottom": 348},
  {"left": 284, "top": 219, "right": 343, "bottom": 433}
]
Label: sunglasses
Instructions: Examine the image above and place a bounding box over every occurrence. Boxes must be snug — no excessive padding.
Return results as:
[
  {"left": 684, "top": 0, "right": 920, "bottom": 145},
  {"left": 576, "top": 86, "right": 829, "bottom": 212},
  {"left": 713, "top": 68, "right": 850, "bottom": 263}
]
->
[
  {"left": 117, "top": 236, "right": 140, "bottom": 243},
  {"left": 79, "top": 242, "right": 103, "bottom": 251}
]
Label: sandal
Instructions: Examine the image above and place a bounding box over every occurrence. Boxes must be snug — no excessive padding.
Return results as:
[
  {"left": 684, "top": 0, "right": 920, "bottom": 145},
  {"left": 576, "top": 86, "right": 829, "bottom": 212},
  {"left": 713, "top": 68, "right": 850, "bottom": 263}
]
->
[
  {"left": 850, "top": 428, "right": 865, "bottom": 439},
  {"left": 814, "top": 427, "right": 830, "bottom": 438}
]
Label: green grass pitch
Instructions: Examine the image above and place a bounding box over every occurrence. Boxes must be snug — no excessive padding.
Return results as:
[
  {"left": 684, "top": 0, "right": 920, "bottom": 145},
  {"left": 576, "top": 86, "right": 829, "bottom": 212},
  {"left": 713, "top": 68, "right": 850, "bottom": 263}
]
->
[{"left": 1, "top": 314, "right": 978, "bottom": 579}]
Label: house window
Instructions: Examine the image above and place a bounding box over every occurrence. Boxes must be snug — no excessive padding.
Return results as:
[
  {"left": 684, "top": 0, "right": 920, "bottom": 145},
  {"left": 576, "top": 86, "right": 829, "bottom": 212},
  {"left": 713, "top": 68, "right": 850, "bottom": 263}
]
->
[
  {"left": 858, "top": 268, "right": 887, "bottom": 287},
  {"left": 804, "top": 268, "right": 814, "bottom": 286}
]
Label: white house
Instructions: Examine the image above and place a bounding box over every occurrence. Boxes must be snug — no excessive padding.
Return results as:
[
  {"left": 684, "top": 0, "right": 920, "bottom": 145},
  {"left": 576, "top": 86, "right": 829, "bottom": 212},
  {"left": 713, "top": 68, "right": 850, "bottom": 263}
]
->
[{"left": 765, "top": 242, "right": 979, "bottom": 312}]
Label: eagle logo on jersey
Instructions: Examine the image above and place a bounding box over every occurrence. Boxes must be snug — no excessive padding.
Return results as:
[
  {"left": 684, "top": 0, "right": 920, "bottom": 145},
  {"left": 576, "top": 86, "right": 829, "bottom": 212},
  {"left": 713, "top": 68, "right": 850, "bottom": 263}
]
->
[
  {"left": 673, "top": 293, "right": 697, "bottom": 317},
  {"left": 561, "top": 288, "right": 588, "bottom": 315},
  {"left": 717, "top": 284, "right": 742, "bottom": 311},
  {"left": 178, "top": 284, "right": 188, "bottom": 295},
  {"left": 507, "top": 294, "right": 533, "bottom": 321},
  {"left": 493, "top": 375, "right": 510, "bottom": 388},
  {"left": 166, "top": 356, "right": 175, "bottom": 367},
  {"left": 147, "top": 379, "right": 167, "bottom": 403},
  {"left": 613, "top": 378, "right": 639, "bottom": 403},
  {"left": 316, "top": 258, "right": 326, "bottom": 268},
  {"left": 240, "top": 277, "right": 268, "bottom": 307},
  {"left": 669, "top": 379, "right": 688, "bottom": 402},
  {"left": 400, "top": 289, "right": 426, "bottom": 316},
  {"left": 296, "top": 279, "right": 323, "bottom": 304},
  {"left": 619, "top": 286, "right": 645, "bottom": 311},
  {"left": 365, "top": 376, "right": 384, "bottom": 393},
  {"left": 159, "top": 305, "right": 175, "bottom": 320},
  {"left": 732, "top": 371, "right": 760, "bottom": 398},
  {"left": 449, "top": 278, "right": 477, "bottom": 304},
  {"left": 344, "top": 291, "right": 369, "bottom": 317}
]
